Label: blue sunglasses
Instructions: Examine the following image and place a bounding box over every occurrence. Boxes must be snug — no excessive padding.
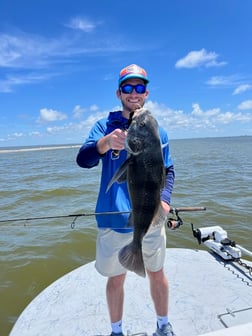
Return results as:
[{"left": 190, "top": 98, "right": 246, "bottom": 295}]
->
[{"left": 120, "top": 84, "right": 146, "bottom": 94}]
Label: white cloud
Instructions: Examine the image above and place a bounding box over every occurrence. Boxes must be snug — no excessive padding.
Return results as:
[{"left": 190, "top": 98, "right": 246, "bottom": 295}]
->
[
  {"left": 0, "top": 32, "right": 61, "bottom": 69},
  {"left": 73, "top": 105, "right": 86, "bottom": 118},
  {"left": 90, "top": 104, "right": 99, "bottom": 112},
  {"left": 2, "top": 101, "right": 252, "bottom": 146},
  {"left": 206, "top": 76, "right": 232, "bottom": 86},
  {"left": 38, "top": 108, "right": 68, "bottom": 123},
  {"left": 238, "top": 100, "right": 252, "bottom": 110},
  {"left": 175, "top": 49, "right": 226, "bottom": 69},
  {"left": 191, "top": 103, "right": 220, "bottom": 117},
  {"left": 0, "top": 26, "right": 128, "bottom": 71},
  {"left": 144, "top": 100, "right": 252, "bottom": 136},
  {"left": 29, "top": 131, "right": 41, "bottom": 136},
  {"left": 72, "top": 104, "right": 99, "bottom": 119},
  {"left": 65, "top": 17, "right": 97, "bottom": 32},
  {"left": 0, "top": 72, "right": 55, "bottom": 93},
  {"left": 206, "top": 75, "right": 248, "bottom": 89},
  {"left": 46, "top": 126, "right": 66, "bottom": 134},
  {"left": 13, "top": 132, "right": 24, "bottom": 137},
  {"left": 0, "top": 27, "right": 135, "bottom": 92},
  {"left": 233, "top": 84, "right": 252, "bottom": 95}
]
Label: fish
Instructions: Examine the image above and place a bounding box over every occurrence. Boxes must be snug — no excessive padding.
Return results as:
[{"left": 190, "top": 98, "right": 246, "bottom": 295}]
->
[{"left": 107, "top": 108, "right": 165, "bottom": 277}]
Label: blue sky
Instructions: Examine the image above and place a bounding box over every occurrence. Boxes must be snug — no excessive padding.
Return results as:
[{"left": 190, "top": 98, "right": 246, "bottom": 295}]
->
[{"left": 1, "top": 0, "right": 252, "bottom": 147}]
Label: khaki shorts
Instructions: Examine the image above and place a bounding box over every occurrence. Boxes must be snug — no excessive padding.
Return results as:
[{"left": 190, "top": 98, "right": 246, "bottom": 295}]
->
[{"left": 95, "top": 219, "right": 167, "bottom": 277}]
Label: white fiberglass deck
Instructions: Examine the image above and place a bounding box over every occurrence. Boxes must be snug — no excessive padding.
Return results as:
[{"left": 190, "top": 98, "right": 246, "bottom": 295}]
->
[{"left": 10, "top": 248, "right": 252, "bottom": 336}]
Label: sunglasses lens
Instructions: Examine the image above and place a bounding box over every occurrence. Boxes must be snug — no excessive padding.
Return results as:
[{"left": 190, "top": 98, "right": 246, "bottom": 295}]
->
[
  {"left": 121, "top": 84, "right": 133, "bottom": 94},
  {"left": 121, "top": 84, "right": 146, "bottom": 94},
  {"left": 135, "top": 84, "right": 146, "bottom": 94}
]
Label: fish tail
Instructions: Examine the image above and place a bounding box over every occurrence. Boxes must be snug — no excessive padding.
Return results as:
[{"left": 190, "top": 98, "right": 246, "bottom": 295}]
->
[{"left": 119, "top": 243, "right": 146, "bottom": 277}]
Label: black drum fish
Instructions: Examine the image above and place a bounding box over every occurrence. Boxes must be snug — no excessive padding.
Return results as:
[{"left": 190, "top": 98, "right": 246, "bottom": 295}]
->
[{"left": 107, "top": 109, "right": 165, "bottom": 277}]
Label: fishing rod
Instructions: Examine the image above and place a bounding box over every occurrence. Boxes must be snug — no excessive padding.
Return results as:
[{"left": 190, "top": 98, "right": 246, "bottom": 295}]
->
[
  {"left": 0, "top": 207, "right": 206, "bottom": 226},
  {"left": 0, "top": 211, "right": 130, "bottom": 224}
]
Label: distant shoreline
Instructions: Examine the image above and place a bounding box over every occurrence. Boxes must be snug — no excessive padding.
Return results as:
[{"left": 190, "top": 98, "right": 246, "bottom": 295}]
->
[
  {"left": 0, "top": 144, "right": 81, "bottom": 154},
  {"left": 0, "top": 135, "right": 251, "bottom": 154}
]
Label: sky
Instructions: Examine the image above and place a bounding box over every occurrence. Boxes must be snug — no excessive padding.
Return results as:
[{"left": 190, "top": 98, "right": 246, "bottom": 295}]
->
[{"left": 0, "top": 0, "right": 252, "bottom": 147}]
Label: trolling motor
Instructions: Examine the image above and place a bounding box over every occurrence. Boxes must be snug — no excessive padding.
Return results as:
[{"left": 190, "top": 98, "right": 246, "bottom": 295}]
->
[{"left": 191, "top": 224, "right": 242, "bottom": 260}]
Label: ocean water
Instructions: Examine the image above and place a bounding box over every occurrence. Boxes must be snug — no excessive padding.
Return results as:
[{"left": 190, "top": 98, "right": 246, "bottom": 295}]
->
[{"left": 0, "top": 137, "right": 251, "bottom": 335}]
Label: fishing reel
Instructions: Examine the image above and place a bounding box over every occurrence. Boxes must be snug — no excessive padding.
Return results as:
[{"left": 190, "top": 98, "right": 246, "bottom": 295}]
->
[
  {"left": 166, "top": 206, "right": 206, "bottom": 230},
  {"left": 166, "top": 209, "right": 183, "bottom": 230}
]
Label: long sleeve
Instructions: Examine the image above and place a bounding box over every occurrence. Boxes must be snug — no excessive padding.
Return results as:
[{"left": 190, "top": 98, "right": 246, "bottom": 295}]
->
[
  {"left": 161, "top": 165, "right": 175, "bottom": 205},
  {"left": 76, "top": 118, "right": 107, "bottom": 168},
  {"left": 76, "top": 141, "right": 102, "bottom": 168}
]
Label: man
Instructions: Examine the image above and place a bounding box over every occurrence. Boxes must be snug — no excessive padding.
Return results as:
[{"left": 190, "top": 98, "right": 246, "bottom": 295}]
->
[{"left": 76, "top": 64, "right": 176, "bottom": 336}]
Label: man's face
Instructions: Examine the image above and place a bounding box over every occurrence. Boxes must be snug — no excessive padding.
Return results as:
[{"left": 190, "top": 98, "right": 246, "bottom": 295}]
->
[{"left": 117, "top": 78, "right": 149, "bottom": 115}]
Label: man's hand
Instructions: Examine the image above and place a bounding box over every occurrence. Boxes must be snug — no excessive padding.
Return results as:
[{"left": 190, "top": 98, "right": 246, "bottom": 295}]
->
[
  {"left": 160, "top": 201, "right": 178, "bottom": 230},
  {"left": 160, "top": 200, "right": 170, "bottom": 215},
  {"left": 108, "top": 129, "right": 127, "bottom": 151},
  {"left": 151, "top": 202, "right": 170, "bottom": 228},
  {"left": 97, "top": 129, "right": 127, "bottom": 154}
]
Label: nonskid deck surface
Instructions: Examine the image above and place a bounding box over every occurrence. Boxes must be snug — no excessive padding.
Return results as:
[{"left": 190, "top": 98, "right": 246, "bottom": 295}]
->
[{"left": 10, "top": 248, "right": 252, "bottom": 336}]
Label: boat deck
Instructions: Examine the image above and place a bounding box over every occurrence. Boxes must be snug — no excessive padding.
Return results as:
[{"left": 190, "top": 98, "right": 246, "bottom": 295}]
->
[{"left": 10, "top": 248, "right": 252, "bottom": 336}]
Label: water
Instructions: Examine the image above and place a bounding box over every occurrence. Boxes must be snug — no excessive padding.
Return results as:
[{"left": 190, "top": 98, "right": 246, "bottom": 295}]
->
[{"left": 0, "top": 137, "right": 251, "bottom": 336}]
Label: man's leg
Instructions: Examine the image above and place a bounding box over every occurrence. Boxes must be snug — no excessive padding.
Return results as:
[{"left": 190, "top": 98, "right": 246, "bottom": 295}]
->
[
  {"left": 147, "top": 268, "right": 168, "bottom": 316},
  {"left": 148, "top": 268, "right": 176, "bottom": 335},
  {"left": 106, "top": 273, "right": 126, "bottom": 322}
]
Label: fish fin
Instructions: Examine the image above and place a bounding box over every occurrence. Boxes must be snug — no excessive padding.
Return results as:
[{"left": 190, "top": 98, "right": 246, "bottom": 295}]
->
[
  {"left": 119, "top": 243, "right": 146, "bottom": 277},
  {"left": 126, "top": 213, "right": 134, "bottom": 227},
  {"left": 106, "top": 157, "right": 131, "bottom": 192},
  {"left": 117, "top": 171, "right": 127, "bottom": 183}
]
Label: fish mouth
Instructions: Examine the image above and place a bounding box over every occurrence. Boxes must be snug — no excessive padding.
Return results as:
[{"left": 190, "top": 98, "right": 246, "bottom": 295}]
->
[{"left": 125, "top": 138, "right": 142, "bottom": 155}]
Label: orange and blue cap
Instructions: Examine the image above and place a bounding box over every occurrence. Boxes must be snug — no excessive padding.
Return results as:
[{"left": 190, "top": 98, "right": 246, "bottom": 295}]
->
[{"left": 118, "top": 64, "right": 149, "bottom": 87}]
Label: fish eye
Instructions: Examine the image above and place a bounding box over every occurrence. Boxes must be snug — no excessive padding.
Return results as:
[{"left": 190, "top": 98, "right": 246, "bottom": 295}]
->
[{"left": 139, "top": 121, "right": 145, "bottom": 127}]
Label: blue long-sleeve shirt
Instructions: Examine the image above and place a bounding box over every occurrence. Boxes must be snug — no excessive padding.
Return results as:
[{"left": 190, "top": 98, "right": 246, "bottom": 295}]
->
[{"left": 76, "top": 111, "right": 175, "bottom": 232}]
